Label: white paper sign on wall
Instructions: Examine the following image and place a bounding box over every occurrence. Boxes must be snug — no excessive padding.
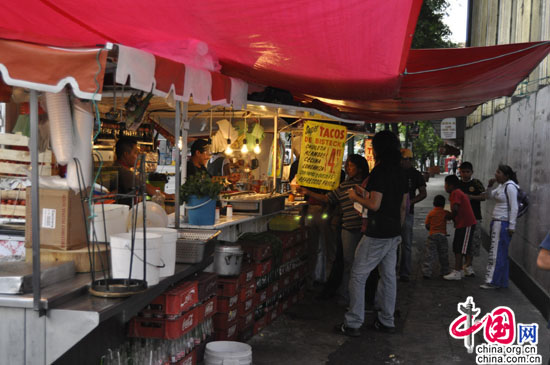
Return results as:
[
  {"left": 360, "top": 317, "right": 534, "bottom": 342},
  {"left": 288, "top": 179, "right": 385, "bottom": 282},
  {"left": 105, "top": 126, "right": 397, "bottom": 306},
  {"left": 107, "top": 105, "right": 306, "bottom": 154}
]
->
[{"left": 441, "top": 118, "right": 456, "bottom": 139}]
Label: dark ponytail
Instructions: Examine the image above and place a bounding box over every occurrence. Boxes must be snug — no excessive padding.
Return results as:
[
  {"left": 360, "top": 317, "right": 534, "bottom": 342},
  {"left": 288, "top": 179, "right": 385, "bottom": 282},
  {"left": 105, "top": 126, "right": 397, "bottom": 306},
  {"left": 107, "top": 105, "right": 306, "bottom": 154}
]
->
[{"left": 498, "top": 164, "right": 518, "bottom": 184}]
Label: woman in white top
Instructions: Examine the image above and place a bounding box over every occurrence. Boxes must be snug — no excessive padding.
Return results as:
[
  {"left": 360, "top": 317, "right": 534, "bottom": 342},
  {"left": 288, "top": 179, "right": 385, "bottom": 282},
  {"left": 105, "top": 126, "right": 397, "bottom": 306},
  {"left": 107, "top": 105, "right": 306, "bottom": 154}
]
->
[{"left": 481, "top": 165, "right": 519, "bottom": 289}]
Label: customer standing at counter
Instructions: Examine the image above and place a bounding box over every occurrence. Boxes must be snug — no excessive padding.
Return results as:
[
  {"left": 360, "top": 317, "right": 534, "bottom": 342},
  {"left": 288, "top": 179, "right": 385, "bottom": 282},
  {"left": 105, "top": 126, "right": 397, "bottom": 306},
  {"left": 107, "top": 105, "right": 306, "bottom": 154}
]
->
[
  {"left": 336, "top": 131, "right": 407, "bottom": 337},
  {"left": 115, "top": 137, "right": 174, "bottom": 205},
  {"left": 299, "top": 154, "right": 370, "bottom": 305}
]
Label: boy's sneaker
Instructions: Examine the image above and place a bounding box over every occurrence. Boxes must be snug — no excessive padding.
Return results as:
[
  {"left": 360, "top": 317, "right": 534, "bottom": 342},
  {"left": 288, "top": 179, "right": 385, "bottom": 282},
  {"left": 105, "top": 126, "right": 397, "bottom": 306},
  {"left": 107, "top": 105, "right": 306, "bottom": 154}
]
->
[
  {"left": 373, "top": 319, "right": 396, "bottom": 334},
  {"left": 463, "top": 266, "right": 475, "bottom": 277},
  {"left": 443, "top": 270, "right": 463, "bottom": 281},
  {"left": 480, "top": 283, "right": 498, "bottom": 290},
  {"left": 334, "top": 323, "right": 360, "bottom": 337}
]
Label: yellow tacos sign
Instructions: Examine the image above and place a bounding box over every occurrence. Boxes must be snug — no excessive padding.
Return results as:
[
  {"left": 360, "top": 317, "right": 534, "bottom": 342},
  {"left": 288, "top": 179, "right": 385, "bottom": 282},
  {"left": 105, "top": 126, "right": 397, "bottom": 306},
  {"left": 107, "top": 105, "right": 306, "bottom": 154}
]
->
[{"left": 297, "top": 121, "right": 347, "bottom": 190}]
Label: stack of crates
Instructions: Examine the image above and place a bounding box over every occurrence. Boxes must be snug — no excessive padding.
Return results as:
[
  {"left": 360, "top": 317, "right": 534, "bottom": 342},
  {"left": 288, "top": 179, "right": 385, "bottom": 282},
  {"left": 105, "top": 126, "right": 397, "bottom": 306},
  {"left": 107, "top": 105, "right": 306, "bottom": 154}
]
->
[{"left": 127, "top": 272, "right": 218, "bottom": 364}]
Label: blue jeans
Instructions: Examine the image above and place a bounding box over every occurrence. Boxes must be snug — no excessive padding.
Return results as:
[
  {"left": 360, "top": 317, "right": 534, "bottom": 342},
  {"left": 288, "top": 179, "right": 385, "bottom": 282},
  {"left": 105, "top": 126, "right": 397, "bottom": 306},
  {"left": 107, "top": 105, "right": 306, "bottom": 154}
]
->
[
  {"left": 345, "top": 235, "right": 401, "bottom": 328},
  {"left": 338, "top": 229, "right": 363, "bottom": 302},
  {"left": 400, "top": 213, "right": 414, "bottom": 278}
]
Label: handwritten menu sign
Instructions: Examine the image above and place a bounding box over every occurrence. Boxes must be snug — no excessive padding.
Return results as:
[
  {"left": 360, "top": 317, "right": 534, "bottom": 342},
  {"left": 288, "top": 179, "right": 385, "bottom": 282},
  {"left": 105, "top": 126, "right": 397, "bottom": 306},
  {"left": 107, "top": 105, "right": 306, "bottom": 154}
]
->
[{"left": 297, "top": 121, "right": 347, "bottom": 190}]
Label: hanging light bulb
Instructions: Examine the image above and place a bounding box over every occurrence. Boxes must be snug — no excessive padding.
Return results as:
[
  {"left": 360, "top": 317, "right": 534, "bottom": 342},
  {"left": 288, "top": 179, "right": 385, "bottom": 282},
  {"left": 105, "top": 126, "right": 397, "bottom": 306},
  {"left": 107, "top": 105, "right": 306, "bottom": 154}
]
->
[
  {"left": 225, "top": 138, "right": 233, "bottom": 155},
  {"left": 177, "top": 136, "right": 183, "bottom": 150},
  {"left": 253, "top": 138, "right": 261, "bottom": 154},
  {"left": 241, "top": 138, "right": 249, "bottom": 154}
]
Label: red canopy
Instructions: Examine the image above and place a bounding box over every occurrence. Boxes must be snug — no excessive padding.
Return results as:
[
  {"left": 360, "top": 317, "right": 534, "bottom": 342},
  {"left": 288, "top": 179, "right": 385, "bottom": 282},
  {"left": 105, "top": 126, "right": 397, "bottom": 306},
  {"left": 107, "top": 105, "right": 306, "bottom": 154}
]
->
[
  {"left": 0, "top": 0, "right": 548, "bottom": 121},
  {"left": 0, "top": 0, "right": 422, "bottom": 102}
]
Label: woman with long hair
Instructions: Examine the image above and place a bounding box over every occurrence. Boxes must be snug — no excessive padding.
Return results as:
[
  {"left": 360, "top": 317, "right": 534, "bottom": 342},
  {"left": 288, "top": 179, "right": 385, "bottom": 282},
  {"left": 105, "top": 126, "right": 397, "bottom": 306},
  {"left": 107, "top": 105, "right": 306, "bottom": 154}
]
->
[
  {"left": 299, "top": 154, "right": 369, "bottom": 304},
  {"left": 481, "top": 164, "right": 520, "bottom": 289},
  {"left": 336, "top": 131, "right": 408, "bottom": 336}
]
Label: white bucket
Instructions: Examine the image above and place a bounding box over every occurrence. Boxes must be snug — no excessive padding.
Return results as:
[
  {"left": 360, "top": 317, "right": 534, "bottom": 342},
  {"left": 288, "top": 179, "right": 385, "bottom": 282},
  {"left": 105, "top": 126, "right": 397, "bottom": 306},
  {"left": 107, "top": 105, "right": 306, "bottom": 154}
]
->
[
  {"left": 110, "top": 232, "right": 163, "bottom": 286},
  {"left": 91, "top": 204, "right": 130, "bottom": 242},
  {"left": 147, "top": 227, "right": 177, "bottom": 278},
  {"left": 204, "top": 341, "right": 252, "bottom": 365}
]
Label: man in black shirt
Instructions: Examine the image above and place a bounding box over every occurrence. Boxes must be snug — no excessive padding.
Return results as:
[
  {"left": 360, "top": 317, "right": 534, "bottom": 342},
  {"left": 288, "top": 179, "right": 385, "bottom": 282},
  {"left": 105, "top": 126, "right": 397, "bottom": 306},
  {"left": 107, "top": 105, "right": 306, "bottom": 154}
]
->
[
  {"left": 399, "top": 148, "right": 427, "bottom": 282},
  {"left": 336, "top": 131, "right": 408, "bottom": 337}
]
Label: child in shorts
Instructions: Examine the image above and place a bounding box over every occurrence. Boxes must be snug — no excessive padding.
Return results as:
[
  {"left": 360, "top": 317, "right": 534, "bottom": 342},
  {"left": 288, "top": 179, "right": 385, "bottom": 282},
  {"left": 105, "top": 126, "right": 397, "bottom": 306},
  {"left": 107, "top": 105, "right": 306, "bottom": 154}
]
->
[
  {"left": 443, "top": 175, "right": 477, "bottom": 281},
  {"left": 422, "top": 195, "right": 450, "bottom": 278}
]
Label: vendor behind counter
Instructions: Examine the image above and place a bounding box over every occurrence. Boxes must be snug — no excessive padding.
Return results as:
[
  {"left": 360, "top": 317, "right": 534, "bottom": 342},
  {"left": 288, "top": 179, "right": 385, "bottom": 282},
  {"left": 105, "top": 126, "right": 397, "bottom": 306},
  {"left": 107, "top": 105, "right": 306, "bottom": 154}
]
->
[{"left": 114, "top": 137, "right": 174, "bottom": 205}]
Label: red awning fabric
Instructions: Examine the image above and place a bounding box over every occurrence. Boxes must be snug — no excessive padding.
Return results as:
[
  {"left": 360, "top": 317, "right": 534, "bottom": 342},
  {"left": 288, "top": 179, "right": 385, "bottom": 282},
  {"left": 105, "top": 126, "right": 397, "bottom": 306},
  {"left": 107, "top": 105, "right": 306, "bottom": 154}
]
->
[
  {"left": 115, "top": 45, "right": 248, "bottom": 108},
  {"left": 0, "top": 2, "right": 548, "bottom": 121},
  {"left": 0, "top": 0, "right": 422, "bottom": 102},
  {"left": 299, "top": 42, "right": 550, "bottom": 121},
  {"left": 0, "top": 39, "right": 108, "bottom": 100}
]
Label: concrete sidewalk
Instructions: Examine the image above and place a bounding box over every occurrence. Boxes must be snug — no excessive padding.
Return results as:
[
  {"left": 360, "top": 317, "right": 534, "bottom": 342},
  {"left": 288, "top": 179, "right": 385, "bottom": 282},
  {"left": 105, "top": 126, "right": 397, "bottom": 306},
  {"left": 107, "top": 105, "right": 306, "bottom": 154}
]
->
[{"left": 249, "top": 173, "right": 550, "bottom": 364}]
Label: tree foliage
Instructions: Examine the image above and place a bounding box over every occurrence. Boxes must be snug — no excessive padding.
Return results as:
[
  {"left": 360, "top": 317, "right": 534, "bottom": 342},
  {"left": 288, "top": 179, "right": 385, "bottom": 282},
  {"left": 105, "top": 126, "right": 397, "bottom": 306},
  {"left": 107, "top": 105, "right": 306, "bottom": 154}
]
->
[
  {"left": 399, "top": 122, "right": 442, "bottom": 169},
  {"left": 412, "top": 0, "right": 457, "bottom": 48}
]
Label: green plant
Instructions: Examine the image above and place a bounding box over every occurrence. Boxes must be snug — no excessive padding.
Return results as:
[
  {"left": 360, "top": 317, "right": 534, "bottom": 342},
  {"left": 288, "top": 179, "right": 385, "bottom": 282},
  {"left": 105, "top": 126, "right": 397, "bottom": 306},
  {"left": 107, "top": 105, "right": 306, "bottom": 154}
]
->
[{"left": 180, "top": 172, "right": 224, "bottom": 204}]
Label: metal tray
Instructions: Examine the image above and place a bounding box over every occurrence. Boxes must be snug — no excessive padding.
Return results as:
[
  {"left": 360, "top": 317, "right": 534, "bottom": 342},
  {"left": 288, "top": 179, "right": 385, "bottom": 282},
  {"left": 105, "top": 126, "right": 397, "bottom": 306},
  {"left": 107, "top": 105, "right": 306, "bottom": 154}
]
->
[
  {"left": 220, "top": 194, "right": 286, "bottom": 216},
  {"left": 0, "top": 261, "right": 76, "bottom": 294}
]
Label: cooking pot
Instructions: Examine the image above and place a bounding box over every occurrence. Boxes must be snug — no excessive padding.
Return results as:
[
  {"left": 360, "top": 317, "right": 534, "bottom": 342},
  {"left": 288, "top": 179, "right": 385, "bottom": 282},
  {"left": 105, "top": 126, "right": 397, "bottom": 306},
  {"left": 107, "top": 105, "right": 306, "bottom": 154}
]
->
[{"left": 214, "top": 245, "right": 243, "bottom": 276}]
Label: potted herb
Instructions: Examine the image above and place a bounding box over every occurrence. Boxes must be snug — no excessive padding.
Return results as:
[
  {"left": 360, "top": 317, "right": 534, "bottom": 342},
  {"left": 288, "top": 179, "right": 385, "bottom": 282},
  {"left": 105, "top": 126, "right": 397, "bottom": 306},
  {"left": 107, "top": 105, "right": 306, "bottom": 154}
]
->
[{"left": 180, "top": 172, "right": 223, "bottom": 225}]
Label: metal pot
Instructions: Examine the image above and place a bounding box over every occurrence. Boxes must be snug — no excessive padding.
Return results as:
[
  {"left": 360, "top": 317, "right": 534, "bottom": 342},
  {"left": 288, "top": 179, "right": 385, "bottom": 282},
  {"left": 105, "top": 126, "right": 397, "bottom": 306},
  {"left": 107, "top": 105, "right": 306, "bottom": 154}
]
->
[{"left": 214, "top": 245, "right": 243, "bottom": 276}]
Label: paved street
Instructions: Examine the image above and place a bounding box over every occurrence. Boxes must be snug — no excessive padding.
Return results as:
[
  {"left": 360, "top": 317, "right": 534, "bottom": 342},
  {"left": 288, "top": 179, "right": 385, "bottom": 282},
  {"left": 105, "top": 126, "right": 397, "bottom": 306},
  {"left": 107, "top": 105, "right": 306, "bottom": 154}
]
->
[{"left": 250, "top": 173, "right": 550, "bottom": 364}]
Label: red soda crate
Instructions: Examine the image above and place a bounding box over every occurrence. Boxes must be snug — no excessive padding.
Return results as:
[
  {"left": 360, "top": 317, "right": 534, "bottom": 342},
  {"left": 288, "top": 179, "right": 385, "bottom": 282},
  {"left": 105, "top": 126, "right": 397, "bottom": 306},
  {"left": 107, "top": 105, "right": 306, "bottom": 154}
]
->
[
  {"left": 238, "top": 297, "right": 254, "bottom": 315},
  {"left": 241, "top": 241, "right": 272, "bottom": 262},
  {"left": 238, "top": 310, "right": 255, "bottom": 331},
  {"left": 128, "top": 316, "right": 182, "bottom": 339},
  {"left": 213, "top": 310, "right": 238, "bottom": 329},
  {"left": 188, "top": 272, "right": 217, "bottom": 302},
  {"left": 217, "top": 294, "right": 239, "bottom": 313},
  {"left": 201, "top": 296, "right": 217, "bottom": 319},
  {"left": 217, "top": 277, "right": 240, "bottom": 297},
  {"left": 178, "top": 349, "right": 196, "bottom": 365},
  {"left": 267, "top": 281, "right": 280, "bottom": 298},
  {"left": 253, "top": 259, "right": 272, "bottom": 277},
  {"left": 253, "top": 316, "right": 267, "bottom": 335},
  {"left": 215, "top": 322, "right": 238, "bottom": 341},
  {"left": 150, "top": 281, "right": 198, "bottom": 316},
  {"left": 282, "top": 247, "right": 294, "bottom": 263},
  {"left": 294, "top": 242, "right": 305, "bottom": 258},
  {"left": 254, "top": 289, "right": 268, "bottom": 306},
  {"left": 292, "top": 268, "right": 300, "bottom": 282},
  {"left": 238, "top": 325, "right": 254, "bottom": 342},
  {"left": 290, "top": 293, "right": 298, "bottom": 305},
  {"left": 181, "top": 307, "right": 200, "bottom": 336},
  {"left": 239, "top": 264, "right": 255, "bottom": 286},
  {"left": 239, "top": 281, "right": 256, "bottom": 302},
  {"left": 270, "top": 230, "right": 298, "bottom": 249},
  {"left": 281, "top": 274, "right": 291, "bottom": 289}
]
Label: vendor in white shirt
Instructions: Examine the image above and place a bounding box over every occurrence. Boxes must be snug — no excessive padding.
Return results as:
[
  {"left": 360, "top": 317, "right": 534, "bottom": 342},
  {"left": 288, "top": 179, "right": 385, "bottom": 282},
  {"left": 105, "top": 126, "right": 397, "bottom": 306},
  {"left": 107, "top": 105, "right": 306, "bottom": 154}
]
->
[{"left": 480, "top": 164, "right": 519, "bottom": 290}]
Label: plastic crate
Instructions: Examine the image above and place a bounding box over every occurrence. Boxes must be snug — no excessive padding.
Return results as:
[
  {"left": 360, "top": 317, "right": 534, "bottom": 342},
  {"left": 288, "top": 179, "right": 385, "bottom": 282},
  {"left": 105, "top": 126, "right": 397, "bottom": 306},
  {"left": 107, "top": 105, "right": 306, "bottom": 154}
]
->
[
  {"left": 179, "top": 348, "right": 196, "bottom": 365},
  {"left": 239, "top": 264, "right": 255, "bottom": 286},
  {"left": 214, "top": 323, "right": 238, "bottom": 341},
  {"left": 217, "top": 294, "right": 239, "bottom": 313},
  {"left": 213, "top": 311, "right": 238, "bottom": 329},
  {"left": 253, "top": 316, "right": 267, "bottom": 335},
  {"left": 238, "top": 297, "right": 254, "bottom": 315},
  {"left": 201, "top": 296, "right": 217, "bottom": 319},
  {"left": 186, "top": 272, "right": 218, "bottom": 302},
  {"left": 238, "top": 325, "right": 254, "bottom": 342},
  {"left": 254, "top": 289, "right": 268, "bottom": 306},
  {"left": 149, "top": 281, "right": 198, "bottom": 317},
  {"left": 240, "top": 240, "right": 272, "bottom": 262},
  {"left": 253, "top": 259, "right": 272, "bottom": 277},
  {"left": 217, "top": 277, "right": 240, "bottom": 297},
  {"left": 238, "top": 311, "right": 255, "bottom": 331},
  {"left": 239, "top": 281, "right": 256, "bottom": 302}
]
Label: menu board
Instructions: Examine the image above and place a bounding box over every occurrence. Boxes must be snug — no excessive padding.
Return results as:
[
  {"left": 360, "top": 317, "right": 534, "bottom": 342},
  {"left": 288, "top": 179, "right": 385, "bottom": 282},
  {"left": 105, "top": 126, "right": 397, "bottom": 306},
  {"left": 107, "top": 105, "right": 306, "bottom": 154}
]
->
[
  {"left": 296, "top": 121, "right": 347, "bottom": 190},
  {"left": 364, "top": 138, "right": 375, "bottom": 172}
]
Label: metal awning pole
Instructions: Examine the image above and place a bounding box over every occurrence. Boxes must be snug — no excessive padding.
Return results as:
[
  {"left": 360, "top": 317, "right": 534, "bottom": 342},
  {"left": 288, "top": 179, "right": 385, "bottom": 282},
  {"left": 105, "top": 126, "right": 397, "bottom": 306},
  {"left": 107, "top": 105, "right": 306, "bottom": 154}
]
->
[
  {"left": 180, "top": 102, "right": 189, "bottom": 188},
  {"left": 174, "top": 102, "right": 181, "bottom": 229},
  {"left": 30, "top": 90, "right": 43, "bottom": 314},
  {"left": 272, "top": 111, "right": 278, "bottom": 190}
]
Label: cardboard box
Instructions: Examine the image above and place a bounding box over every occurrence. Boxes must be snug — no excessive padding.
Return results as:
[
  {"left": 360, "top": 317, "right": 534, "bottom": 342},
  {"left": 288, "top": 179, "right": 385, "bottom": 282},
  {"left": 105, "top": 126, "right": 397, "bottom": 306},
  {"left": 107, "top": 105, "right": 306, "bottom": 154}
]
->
[{"left": 25, "top": 188, "right": 88, "bottom": 250}]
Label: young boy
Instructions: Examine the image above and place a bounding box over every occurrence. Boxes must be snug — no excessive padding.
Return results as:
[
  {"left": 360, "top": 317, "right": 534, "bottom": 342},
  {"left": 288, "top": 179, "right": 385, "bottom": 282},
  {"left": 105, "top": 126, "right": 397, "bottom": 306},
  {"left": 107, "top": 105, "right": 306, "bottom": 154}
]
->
[
  {"left": 443, "top": 175, "right": 477, "bottom": 281},
  {"left": 458, "top": 162, "right": 485, "bottom": 277},
  {"left": 422, "top": 195, "right": 450, "bottom": 278}
]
